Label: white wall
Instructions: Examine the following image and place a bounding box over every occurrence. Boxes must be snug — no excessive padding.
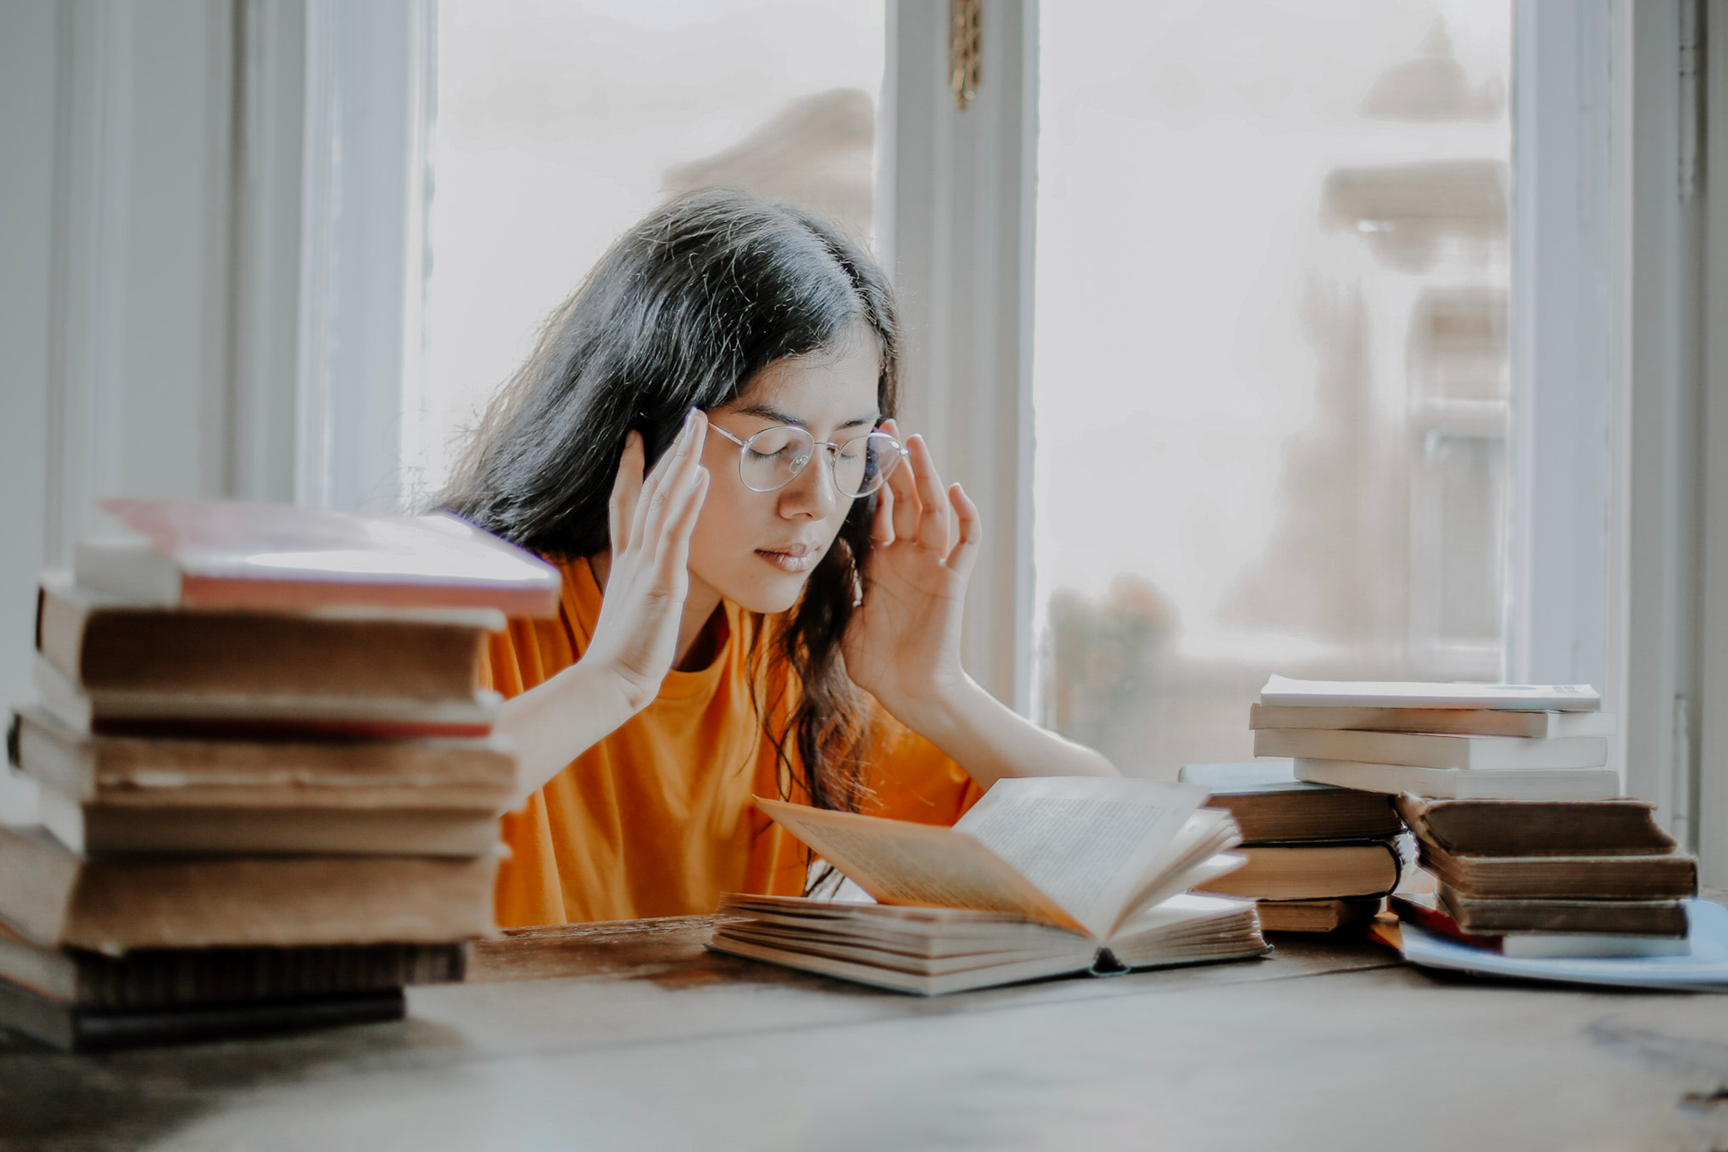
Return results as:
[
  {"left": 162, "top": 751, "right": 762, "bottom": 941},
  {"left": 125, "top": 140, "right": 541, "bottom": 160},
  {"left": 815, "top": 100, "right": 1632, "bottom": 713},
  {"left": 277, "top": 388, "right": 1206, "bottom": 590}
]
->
[{"left": 0, "top": 1, "right": 238, "bottom": 818}]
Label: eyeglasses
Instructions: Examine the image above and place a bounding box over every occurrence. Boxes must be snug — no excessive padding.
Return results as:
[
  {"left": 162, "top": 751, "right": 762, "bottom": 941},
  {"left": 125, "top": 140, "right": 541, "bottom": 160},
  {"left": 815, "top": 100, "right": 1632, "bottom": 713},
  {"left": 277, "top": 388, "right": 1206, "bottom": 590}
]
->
[{"left": 706, "top": 423, "right": 908, "bottom": 499}]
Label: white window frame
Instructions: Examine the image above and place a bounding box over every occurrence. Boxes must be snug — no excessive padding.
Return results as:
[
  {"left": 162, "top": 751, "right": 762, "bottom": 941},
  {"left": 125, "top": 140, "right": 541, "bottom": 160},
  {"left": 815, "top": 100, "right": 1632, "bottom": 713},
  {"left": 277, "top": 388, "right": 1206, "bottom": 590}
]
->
[{"left": 286, "top": 0, "right": 1728, "bottom": 880}]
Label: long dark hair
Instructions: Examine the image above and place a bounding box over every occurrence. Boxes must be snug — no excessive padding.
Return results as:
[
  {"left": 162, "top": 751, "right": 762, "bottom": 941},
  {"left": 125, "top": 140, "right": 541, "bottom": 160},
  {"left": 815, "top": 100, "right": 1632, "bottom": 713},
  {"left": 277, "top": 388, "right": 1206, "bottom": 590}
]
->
[{"left": 440, "top": 190, "right": 897, "bottom": 813}]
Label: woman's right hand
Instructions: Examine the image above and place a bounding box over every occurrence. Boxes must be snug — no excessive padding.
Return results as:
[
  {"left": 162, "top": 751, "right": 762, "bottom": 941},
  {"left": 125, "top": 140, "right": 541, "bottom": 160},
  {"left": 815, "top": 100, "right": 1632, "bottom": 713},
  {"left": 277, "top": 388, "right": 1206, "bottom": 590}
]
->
[{"left": 581, "top": 410, "right": 711, "bottom": 712}]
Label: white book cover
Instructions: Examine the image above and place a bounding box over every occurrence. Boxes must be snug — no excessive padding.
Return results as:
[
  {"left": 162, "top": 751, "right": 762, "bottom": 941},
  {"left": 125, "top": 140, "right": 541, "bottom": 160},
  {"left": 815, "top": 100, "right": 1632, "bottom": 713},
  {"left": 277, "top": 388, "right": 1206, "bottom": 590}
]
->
[{"left": 1260, "top": 675, "right": 1599, "bottom": 712}]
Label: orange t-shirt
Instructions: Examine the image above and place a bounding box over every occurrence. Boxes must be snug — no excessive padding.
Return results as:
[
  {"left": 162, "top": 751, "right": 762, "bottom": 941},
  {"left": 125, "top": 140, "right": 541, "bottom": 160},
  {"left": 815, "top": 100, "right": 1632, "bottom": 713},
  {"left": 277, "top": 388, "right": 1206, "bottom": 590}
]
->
[{"left": 483, "top": 557, "right": 982, "bottom": 927}]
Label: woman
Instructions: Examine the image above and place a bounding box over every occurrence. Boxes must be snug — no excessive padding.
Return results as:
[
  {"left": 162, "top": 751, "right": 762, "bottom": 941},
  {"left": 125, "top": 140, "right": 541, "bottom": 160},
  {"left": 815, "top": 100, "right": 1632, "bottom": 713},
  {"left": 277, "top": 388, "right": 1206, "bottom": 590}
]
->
[{"left": 442, "top": 190, "right": 1115, "bottom": 927}]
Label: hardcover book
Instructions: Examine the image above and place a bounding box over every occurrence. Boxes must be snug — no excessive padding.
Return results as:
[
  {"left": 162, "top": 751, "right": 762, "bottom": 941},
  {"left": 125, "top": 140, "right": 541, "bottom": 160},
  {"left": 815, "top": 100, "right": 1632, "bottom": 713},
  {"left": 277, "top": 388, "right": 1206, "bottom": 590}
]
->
[
  {"left": 1177, "top": 761, "right": 1401, "bottom": 842},
  {"left": 80, "top": 498, "right": 561, "bottom": 616},
  {"left": 1259, "top": 674, "right": 1599, "bottom": 712},
  {"left": 1248, "top": 703, "right": 1617, "bottom": 740},
  {"left": 1393, "top": 793, "right": 1676, "bottom": 857},
  {"left": 1292, "top": 758, "right": 1621, "bottom": 800},
  {"left": 708, "top": 778, "right": 1267, "bottom": 994}
]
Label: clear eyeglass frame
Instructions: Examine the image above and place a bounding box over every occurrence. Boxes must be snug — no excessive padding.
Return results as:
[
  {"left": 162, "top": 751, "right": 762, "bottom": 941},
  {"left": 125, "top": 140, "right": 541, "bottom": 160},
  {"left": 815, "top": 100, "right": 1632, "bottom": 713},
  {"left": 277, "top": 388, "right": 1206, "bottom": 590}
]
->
[{"left": 706, "top": 423, "right": 908, "bottom": 499}]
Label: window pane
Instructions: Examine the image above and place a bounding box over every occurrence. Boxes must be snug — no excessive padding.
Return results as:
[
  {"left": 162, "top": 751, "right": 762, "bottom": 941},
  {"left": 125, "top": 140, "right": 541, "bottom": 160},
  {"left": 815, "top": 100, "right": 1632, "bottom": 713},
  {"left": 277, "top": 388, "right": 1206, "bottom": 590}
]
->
[
  {"left": 410, "top": 0, "right": 885, "bottom": 502},
  {"left": 1033, "top": 1, "right": 1513, "bottom": 776}
]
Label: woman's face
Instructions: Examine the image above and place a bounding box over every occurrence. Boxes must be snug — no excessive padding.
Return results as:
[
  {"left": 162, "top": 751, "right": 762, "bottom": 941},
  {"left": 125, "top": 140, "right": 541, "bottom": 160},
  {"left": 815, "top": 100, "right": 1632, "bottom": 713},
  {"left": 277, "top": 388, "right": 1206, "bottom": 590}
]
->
[{"left": 689, "top": 328, "right": 882, "bottom": 614}]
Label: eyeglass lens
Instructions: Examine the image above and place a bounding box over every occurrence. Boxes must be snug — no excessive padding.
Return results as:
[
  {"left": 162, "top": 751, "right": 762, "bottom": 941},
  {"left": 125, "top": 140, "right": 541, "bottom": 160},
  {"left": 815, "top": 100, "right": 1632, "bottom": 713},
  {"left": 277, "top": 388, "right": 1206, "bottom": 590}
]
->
[{"left": 739, "top": 428, "right": 903, "bottom": 497}]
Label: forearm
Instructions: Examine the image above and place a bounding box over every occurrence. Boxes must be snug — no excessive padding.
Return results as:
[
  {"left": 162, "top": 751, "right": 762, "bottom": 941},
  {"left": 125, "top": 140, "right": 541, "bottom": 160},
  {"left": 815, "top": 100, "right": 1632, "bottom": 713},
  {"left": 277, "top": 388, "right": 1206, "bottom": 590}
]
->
[
  {"left": 495, "top": 660, "right": 640, "bottom": 809},
  {"left": 890, "top": 675, "right": 1119, "bottom": 790}
]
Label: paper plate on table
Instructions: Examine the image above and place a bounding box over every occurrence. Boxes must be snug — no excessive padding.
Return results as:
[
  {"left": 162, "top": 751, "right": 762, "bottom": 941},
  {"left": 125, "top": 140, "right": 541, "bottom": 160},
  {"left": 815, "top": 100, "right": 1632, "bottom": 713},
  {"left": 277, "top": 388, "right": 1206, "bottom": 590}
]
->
[{"left": 1398, "top": 899, "right": 1728, "bottom": 991}]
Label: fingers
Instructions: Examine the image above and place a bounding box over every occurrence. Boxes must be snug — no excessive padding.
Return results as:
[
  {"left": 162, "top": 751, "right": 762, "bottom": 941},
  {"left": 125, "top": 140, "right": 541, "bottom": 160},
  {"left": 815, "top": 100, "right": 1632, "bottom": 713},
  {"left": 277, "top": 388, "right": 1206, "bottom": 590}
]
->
[
  {"left": 609, "top": 431, "right": 645, "bottom": 552},
  {"left": 906, "top": 435, "right": 952, "bottom": 554},
  {"left": 631, "top": 409, "right": 707, "bottom": 551},
  {"left": 884, "top": 429, "right": 921, "bottom": 544},
  {"left": 870, "top": 481, "right": 896, "bottom": 545},
  {"left": 656, "top": 465, "right": 710, "bottom": 591},
  {"left": 947, "top": 482, "right": 982, "bottom": 579}
]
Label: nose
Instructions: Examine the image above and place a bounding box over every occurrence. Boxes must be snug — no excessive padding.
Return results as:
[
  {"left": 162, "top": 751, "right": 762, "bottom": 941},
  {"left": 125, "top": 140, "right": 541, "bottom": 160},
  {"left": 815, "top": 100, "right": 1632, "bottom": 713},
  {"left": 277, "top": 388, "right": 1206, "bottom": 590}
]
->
[{"left": 777, "top": 445, "right": 842, "bottom": 519}]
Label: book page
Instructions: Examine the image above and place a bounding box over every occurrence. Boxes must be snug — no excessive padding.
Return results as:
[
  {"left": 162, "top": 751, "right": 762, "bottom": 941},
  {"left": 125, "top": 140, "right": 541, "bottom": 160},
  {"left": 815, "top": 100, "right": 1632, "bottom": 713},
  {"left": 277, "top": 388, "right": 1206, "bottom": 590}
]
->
[
  {"left": 755, "top": 799, "right": 1083, "bottom": 932},
  {"left": 952, "top": 779, "right": 1208, "bottom": 939}
]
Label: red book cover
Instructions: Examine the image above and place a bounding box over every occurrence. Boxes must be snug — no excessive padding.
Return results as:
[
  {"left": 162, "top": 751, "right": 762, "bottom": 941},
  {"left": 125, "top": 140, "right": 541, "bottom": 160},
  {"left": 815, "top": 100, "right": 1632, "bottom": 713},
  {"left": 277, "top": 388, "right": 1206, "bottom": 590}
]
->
[{"left": 91, "top": 499, "right": 560, "bottom": 617}]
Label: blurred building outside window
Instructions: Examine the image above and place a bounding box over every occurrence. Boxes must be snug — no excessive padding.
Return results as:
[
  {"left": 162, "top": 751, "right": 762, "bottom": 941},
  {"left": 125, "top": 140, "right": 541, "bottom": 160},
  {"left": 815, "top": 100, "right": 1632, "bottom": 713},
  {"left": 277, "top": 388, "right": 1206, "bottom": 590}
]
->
[
  {"left": 407, "top": 0, "right": 886, "bottom": 507},
  {"left": 1033, "top": 1, "right": 1513, "bottom": 777}
]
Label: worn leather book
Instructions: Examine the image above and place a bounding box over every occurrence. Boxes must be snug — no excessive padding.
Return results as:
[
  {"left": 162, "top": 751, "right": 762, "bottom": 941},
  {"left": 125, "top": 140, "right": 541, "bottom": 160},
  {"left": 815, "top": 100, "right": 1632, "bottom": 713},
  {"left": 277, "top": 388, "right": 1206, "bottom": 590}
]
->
[
  {"left": 37, "top": 574, "right": 498, "bottom": 700},
  {"left": 0, "top": 824, "right": 498, "bottom": 952},
  {"left": 9, "top": 706, "right": 516, "bottom": 810},
  {"left": 1195, "top": 840, "right": 1403, "bottom": 901},
  {"left": 1254, "top": 896, "right": 1382, "bottom": 933},
  {"left": 1435, "top": 883, "right": 1689, "bottom": 936},
  {"left": 1418, "top": 839, "right": 1697, "bottom": 901},
  {"left": 0, "top": 919, "right": 461, "bottom": 1010},
  {"left": 1394, "top": 793, "right": 1676, "bottom": 857},
  {"left": 1177, "top": 761, "right": 1401, "bottom": 842},
  {"left": 710, "top": 779, "right": 1267, "bottom": 994},
  {"left": 0, "top": 980, "right": 405, "bottom": 1052},
  {"left": 1389, "top": 892, "right": 1687, "bottom": 957},
  {"left": 32, "top": 654, "right": 499, "bottom": 740},
  {"left": 78, "top": 498, "right": 560, "bottom": 616}
]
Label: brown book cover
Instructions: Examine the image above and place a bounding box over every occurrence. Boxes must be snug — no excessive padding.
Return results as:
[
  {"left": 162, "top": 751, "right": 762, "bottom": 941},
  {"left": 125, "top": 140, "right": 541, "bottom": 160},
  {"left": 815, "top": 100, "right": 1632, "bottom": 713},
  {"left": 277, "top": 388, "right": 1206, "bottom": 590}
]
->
[
  {"left": 0, "top": 919, "right": 461, "bottom": 1009},
  {"left": 1419, "top": 839, "right": 1697, "bottom": 900},
  {"left": 10, "top": 705, "right": 516, "bottom": 810},
  {"left": 1176, "top": 761, "right": 1401, "bottom": 842},
  {"left": 0, "top": 980, "right": 405, "bottom": 1052},
  {"left": 36, "top": 789, "right": 502, "bottom": 858},
  {"left": 1254, "top": 896, "right": 1382, "bottom": 933},
  {"left": 0, "top": 824, "right": 498, "bottom": 952},
  {"left": 1248, "top": 702, "right": 1617, "bottom": 739},
  {"left": 1394, "top": 793, "right": 1676, "bottom": 857},
  {"left": 1436, "top": 882, "right": 1689, "bottom": 936},
  {"left": 1195, "top": 840, "right": 1402, "bottom": 901},
  {"left": 37, "top": 575, "right": 495, "bottom": 700}
]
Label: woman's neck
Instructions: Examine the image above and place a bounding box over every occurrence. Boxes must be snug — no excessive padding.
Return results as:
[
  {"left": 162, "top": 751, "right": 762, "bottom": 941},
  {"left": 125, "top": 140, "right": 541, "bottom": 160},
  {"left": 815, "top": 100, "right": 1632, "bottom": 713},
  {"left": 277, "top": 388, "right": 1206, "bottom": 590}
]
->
[{"left": 586, "top": 551, "right": 727, "bottom": 672}]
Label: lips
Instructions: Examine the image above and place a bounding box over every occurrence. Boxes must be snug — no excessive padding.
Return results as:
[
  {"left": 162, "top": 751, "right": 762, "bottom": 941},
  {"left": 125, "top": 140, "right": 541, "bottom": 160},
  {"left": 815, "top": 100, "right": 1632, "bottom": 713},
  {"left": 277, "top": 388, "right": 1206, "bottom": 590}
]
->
[{"left": 755, "top": 544, "right": 822, "bottom": 574}]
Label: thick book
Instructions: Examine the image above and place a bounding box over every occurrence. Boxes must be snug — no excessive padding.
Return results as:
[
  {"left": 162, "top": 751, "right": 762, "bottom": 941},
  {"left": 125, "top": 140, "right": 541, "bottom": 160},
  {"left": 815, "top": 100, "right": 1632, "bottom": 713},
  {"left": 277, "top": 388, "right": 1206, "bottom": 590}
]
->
[
  {"left": 1436, "top": 882, "right": 1688, "bottom": 936},
  {"left": 1417, "top": 839, "right": 1697, "bottom": 901},
  {"left": 9, "top": 706, "right": 516, "bottom": 810},
  {"left": 1194, "top": 839, "right": 1402, "bottom": 901},
  {"left": 709, "top": 778, "right": 1265, "bottom": 993},
  {"left": 1248, "top": 702, "right": 1617, "bottom": 739},
  {"left": 1393, "top": 794, "right": 1676, "bottom": 858},
  {"left": 1260, "top": 674, "right": 1599, "bottom": 712},
  {"left": 0, "top": 919, "right": 461, "bottom": 1009},
  {"left": 1389, "top": 892, "right": 1687, "bottom": 958},
  {"left": 711, "top": 892, "right": 1263, "bottom": 996},
  {"left": 1293, "top": 757, "right": 1621, "bottom": 800},
  {"left": 0, "top": 981, "right": 405, "bottom": 1052},
  {"left": 1177, "top": 761, "right": 1401, "bottom": 842},
  {"left": 35, "top": 787, "right": 501, "bottom": 857},
  {"left": 36, "top": 574, "right": 498, "bottom": 700},
  {"left": 80, "top": 498, "right": 561, "bottom": 616},
  {"left": 0, "top": 824, "right": 498, "bottom": 952},
  {"left": 1395, "top": 898, "right": 1728, "bottom": 992},
  {"left": 1254, "top": 896, "right": 1382, "bottom": 933},
  {"left": 33, "top": 654, "right": 499, "bottom": 740},
  {"left": 1255, "top": 728, "right": 1608, "bottom": 770}
]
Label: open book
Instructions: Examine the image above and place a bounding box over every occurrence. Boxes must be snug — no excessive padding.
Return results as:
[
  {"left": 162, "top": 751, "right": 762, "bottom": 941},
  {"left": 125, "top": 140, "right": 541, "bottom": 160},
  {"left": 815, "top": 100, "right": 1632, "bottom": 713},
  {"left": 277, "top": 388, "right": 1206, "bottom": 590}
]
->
[{"left": 709, "top": 778, "right": 1268, "bottom": 994}]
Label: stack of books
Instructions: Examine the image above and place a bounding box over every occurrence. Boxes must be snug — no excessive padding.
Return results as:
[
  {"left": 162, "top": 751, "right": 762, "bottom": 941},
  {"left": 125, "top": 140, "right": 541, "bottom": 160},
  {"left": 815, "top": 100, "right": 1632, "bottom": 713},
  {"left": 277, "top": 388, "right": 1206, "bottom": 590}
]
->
[
  {"left": 1251, "top": 675, "right": 1620, "bottom": 800},
  {"left": 1389, "top": 794, "right": 1698, "bottom": 958},
  {"left": 1177, "top": 761, "right": 1404, "bottom": 932},
  {"left": 0, "top": 498, "right": 558, "bottom": 1049}
]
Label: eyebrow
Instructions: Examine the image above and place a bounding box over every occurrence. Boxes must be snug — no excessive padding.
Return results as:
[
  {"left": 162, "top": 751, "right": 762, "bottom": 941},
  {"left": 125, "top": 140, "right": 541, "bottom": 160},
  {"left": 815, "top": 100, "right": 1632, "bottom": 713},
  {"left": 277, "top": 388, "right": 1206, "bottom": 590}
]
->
[{"left": 729, "top": 403, "right": 880, "bottom": 431}]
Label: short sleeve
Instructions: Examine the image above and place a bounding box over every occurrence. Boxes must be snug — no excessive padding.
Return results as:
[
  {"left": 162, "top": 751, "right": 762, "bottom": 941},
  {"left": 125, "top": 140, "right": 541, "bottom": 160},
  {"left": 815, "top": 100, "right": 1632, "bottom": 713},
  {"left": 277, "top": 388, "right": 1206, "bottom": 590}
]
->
[{"left": 856, "top": 708, "right": 983, "bottom": 826}]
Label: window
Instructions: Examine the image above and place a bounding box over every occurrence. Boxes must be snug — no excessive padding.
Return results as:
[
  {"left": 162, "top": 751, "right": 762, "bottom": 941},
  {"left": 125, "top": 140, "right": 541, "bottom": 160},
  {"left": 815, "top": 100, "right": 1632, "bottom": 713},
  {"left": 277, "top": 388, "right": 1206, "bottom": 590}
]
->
[
  {"left": 407, "top": 0, "right": 887, "bottom": 505},
  {"left": 1031, "top": 1, "right": 1514, "bottom": 775}
]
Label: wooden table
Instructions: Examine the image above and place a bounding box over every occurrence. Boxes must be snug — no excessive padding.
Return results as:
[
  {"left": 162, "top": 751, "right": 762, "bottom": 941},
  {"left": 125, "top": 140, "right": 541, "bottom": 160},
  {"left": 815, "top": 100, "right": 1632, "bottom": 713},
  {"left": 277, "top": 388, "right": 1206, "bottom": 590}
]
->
[{"left": 6, "top": 915, "right": 1728, "bottom": 1151}]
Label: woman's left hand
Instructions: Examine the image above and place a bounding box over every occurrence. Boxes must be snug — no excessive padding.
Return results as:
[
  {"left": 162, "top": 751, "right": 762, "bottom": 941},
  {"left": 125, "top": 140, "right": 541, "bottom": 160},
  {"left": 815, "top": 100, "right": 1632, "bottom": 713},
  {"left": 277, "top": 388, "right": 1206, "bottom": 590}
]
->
[{"left": 841, "top": 421, "right": 982, "bottom": 725}]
